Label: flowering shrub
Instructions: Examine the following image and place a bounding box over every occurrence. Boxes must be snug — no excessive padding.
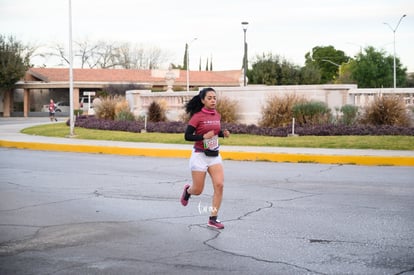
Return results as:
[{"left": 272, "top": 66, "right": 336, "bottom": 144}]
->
[
  {"left": 69, "top": 116, "right": 414, "bottom": 136},
  {"left": 73, "top": 116, "right": 142, "bottom": 132}
]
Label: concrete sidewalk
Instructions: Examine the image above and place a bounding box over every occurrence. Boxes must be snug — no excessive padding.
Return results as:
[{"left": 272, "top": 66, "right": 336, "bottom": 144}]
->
[{"left": 1, "top": 117, "right": 413, "bottom": 166}]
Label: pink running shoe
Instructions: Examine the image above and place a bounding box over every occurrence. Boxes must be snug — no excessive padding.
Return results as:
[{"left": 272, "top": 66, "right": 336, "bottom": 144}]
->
[
  {"left": 207, "top": 218, "right": 224, "bottom": 229},
  {"left": 180, "top": 184, "right": 191, "bottom": 206}
]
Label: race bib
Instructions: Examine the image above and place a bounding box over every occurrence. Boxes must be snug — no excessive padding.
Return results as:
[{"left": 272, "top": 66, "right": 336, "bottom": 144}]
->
[{"left": 203, "top": 135, "right": 219, "bottom": 151}]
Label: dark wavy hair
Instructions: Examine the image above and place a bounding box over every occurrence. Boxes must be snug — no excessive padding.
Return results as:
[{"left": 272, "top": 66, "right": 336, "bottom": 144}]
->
[{"left": 185, "top": 87, "right": 216, "bottom": 117}]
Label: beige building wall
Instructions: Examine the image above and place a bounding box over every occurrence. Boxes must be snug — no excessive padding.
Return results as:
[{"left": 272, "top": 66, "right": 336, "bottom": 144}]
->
[{"left": 127, "top": 84, "right": 358, "bottom": 125}]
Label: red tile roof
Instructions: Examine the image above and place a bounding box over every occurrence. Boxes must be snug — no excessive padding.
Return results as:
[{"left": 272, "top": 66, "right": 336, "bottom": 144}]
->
[{"left": 26, "top": 68, "right": 241, "bottom": 86}]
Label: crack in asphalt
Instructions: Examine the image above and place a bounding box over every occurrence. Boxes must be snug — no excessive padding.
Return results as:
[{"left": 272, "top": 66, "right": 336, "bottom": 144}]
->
[
  {"left": 306, "top": 238, "right": 365, "bottom": 246},
  {"left": 233, "top": 200, "right": 273, "bottom": 221},
  {"left": 157, "top": 179, "right": 186, "bottom": 185},
  {"left": 0, "top": 224, "right": 40, "bottom": 229},
  {"left": 283, "top": 164, "right": 341, "bottom": 184},
  {"left": 92, "top": 190, "right": 178, "bottom": 202},
  {"left": 318, "top": 164, "right": 342, "bottom": 172},
  {"left": 0, "top": 197, "right": 93, "bottom": 212},
  {"left": 394, "top": 267, "right": 414, "bottom": 275},
  {"left": 202, "top": 232, "right": 326, "bottom": 275},
  {"left": 276, "top": 193, "right": 320, "bottom": 202},
  {"left": 303, "top": 236, "right": 414, "bottom": 250},
  {"left": 2, "top": 181, "right": 28, "bottom": 189},
  {"left": 197, "top": 200, "right": 326, "bottom": 274},
  {"left": 127, "top": 191, "right": 334, "bottom": 274}
]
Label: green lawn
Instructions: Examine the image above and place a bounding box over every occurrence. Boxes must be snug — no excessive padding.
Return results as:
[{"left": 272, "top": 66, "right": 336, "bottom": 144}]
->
[{"left": 21, "top": 122, "right": 414, "bottom": 150}]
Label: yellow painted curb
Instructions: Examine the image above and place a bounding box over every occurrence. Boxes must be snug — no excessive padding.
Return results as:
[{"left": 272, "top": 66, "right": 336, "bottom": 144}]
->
[
  {"left": 1, "top": 140, "right": 413, "bottom": 166},
  {"left": 0, "top": 140, "right": 190, "bottom": 159},
  {"left": 220, "top": 151, "right": 414, "bottom": 166}
]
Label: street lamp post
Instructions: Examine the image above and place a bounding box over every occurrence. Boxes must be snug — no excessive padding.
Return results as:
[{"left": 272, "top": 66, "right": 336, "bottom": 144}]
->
[
  {"left": 68, "top": 0, "right": 75, "bottom": 137},
  {"left": 384, "top": 14, "right": 406, "bottom": 89},
  {"left": 322, "top": 59, "right": 341, "bottom": 67},
  {"left": 322, "top": 59, "right": 342, "bottom": 81},
  {"left": 186, "top": 37, "right": 197, "bottom": 92},
  {"left": 241, "top": 21, "right": 249, "bottom": 87}
]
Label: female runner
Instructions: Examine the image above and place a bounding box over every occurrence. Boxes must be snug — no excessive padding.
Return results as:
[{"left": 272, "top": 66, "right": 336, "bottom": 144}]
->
[{"left": 180, "top": 87, "right": 230, "bottom": 229}]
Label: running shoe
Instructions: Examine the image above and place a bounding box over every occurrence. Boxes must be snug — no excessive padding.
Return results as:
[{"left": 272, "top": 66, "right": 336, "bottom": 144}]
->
[
  {"left": 180, "top": 184, "right": 191, "bottom": 206},
  {"left": 207, "top": 218, "right": 224, "bottom": 229}
]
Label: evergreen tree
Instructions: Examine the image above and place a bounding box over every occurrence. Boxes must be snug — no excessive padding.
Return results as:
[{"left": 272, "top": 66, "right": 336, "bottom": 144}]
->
[
  {"left": 182, "top": 43, "right": 188, "bottom": 70},
  {"left": 0, "top": 35, "right": 31, "bottom": 91}
]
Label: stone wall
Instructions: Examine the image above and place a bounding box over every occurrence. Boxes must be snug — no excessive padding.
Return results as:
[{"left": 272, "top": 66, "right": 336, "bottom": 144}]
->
[
  {"left": 349, "top": 88, "right": 414, "bottom": 108},
  {"left": 126, "top": 85, "right": 414, "bottom": 125}
]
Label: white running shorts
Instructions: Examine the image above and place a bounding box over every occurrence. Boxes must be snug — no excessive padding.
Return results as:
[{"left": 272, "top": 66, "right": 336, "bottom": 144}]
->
[{"left": 189, "top": 149, "right": 222, "bottom": 172}]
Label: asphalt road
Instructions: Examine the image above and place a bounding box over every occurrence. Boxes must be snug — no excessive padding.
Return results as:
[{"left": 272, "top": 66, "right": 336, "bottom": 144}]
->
[{"left": 0, "top": 148, "right": 413, "bottom": 274}]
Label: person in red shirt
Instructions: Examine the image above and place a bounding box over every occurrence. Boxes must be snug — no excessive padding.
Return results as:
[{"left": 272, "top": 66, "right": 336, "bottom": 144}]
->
[
  {"left": 49, "top": 99, "right": 57, "bottom": 122},
  {"left": 180, "top": 87, "right": 230, "bottom": 229}
]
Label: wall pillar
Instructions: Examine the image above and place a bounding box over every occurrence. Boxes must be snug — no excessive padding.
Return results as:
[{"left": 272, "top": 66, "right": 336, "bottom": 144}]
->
[
  {"left": 3, "top": 90, "right": 11, "bottom": 117},
  {"left": 340, "top": 90, "right": 348, "bottom": 105},
  {"left": 23, "top": 89, "right": 30, "bottom": 117},
  {"left": 73, "top": 88, "right": 80, "bottom": 109}
]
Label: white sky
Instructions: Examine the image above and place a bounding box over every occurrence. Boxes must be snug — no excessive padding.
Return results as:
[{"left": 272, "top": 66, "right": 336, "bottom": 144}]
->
[{"left": 1, "top": 0, "right": 413, "bottom": 72}]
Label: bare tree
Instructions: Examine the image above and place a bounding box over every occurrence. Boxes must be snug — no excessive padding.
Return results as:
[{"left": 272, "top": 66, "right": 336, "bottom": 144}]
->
[
  {"left": 130, "top": 44, "right": 145, "bottom": 69},
  {"left": 116, "top": 42, "right": 132, "bottom": 69},
  {"left": 147, "top": 46, "right": 167, "bottom": 69},
  {"left": 95, "top": 42, "right": 119, "bottom": 69},
  {"left": 50, "top": 43, "right": 70, "bottom": 66},
  {"left": 33, "top": 39, "right": 171, "bottom": 69},
  {"left": 75, "top": 39, "right": 100, "bottom": 68}
]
